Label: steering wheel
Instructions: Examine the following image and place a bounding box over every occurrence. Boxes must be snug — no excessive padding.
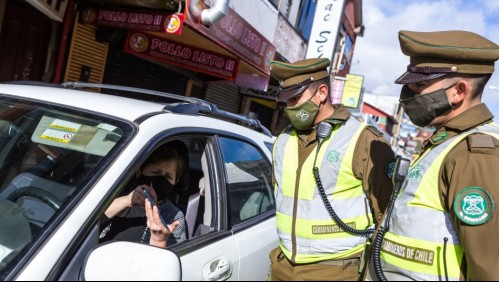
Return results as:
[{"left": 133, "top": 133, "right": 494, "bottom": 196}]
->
[{"left": 7, "top": 186, "right": 62, "bottom": 211}]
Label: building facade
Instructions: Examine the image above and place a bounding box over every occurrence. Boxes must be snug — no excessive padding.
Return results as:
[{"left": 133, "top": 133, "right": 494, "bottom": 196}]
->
[{"left": 0, "top": 0, "right": 364, "bottom": 136}]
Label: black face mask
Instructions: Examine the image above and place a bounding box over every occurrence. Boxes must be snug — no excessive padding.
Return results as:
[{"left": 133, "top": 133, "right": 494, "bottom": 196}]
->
[
  {"left": 135, "top": 174, "right": 173, "bottom": 201},
  {"left": 399, "top": 84, "right": 454, "bottom": 127}
]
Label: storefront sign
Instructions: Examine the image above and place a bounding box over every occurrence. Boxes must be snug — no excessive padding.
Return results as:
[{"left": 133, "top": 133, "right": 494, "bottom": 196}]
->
[
  {"left": 80, "top": 6, "right": 184, "bottom": 35},
  {"left": 124, "top": 31, "right": 238, "bottom": 80},
  {"left": 240, "top": 85, "right": 279, "bottom": 101},
  {"left": 185, "top": 4, "right": 275, "bottom": 76},
  {"left": 306, "top": 0, "right": 345, "bottom": 61},
  {"left": 26, "top": 0, "right": 69, "bottom": 22}
]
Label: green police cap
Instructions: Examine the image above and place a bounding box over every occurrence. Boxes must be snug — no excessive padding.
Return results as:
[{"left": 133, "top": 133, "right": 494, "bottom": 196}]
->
[
  {"left": 395, "top": 30, "right": 499, "bottom": 84},
  {"left": 270, "top": 58, "right": 330, "bottom": 102}
]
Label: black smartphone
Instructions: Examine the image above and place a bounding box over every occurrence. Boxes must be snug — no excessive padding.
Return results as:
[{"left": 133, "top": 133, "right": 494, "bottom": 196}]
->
[
  {"left": 142, "top": 187, "right": 168, "bottom": 227},
  {"left": 142, "top": 187, "right": 156, "bottom": 206}
]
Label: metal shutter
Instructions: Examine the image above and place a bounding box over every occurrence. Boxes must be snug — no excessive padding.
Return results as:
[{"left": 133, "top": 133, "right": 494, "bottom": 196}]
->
[
  {"left": 63, "top": 12, "right": 109, "bottom": 85},
  {"left": 204, "top": 81, "right": 241, "bottom": 114},
  {"left": 103, "top": 44, "right": 189, "bottom": 95}
]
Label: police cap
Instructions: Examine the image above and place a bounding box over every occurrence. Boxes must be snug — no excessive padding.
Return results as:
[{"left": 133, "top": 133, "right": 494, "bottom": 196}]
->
[
  {"left": 270, "top": 58, "right": 330, "bottom": 102},
  {"left": 395, "top": 30, "right": 499, "bottom": 84}
]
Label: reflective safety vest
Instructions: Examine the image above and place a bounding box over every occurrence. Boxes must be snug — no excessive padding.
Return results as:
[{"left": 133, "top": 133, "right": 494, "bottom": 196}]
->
[
  {"left": 273, "top": 117, "right": 374, "bottom": 263},
  {"left": 378, "top": 123, "right": 499, "bottom": 280}
]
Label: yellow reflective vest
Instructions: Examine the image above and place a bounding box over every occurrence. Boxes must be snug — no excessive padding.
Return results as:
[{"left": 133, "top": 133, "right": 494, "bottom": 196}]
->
[
  {"left": 273, "top": 117, "right": 374, "bottom": 263},
  {"left": 377, "top": 123, "right": 499, "bottom": 280}
]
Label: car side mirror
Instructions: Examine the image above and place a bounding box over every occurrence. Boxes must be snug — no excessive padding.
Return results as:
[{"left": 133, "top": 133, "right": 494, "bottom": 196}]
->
[{"left": 82, "top": 241, "right": 181, "bottom": 281}]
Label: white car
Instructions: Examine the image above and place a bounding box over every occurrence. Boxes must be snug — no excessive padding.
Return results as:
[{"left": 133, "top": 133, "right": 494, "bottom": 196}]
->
[{"left": 0, "top": 82, "right": 277, "bottom": 281}]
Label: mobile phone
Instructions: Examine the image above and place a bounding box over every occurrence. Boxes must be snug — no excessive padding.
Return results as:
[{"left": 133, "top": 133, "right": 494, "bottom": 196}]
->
[
  {"left": 142, "top": 187, "right": 156, "bottom": 206},
  {"left": 142, "top": 187, "right": 168, "bottom": 227}
]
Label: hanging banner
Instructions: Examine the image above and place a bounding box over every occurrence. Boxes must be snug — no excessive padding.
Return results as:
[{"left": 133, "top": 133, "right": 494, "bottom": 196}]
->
[
  {"left": 124, "top": 31, "right": 238, "bottom": 80},
  {"left": 80, "top": 6, "right": 184, "bottom": 35},
  {"left": 341, "top": 74, "right": 364, "bottom": 108}
]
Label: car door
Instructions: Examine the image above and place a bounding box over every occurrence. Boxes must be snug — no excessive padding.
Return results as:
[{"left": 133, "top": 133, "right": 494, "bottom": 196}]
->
[
  {"left": 169, "top": 132, "right": 277, "bottom": 281},
  {"left": 171, "top": 135, "right": 240, "bottom": 281},
  {"left": 216, "top": 136, "right": 277, "bottom": 281}
]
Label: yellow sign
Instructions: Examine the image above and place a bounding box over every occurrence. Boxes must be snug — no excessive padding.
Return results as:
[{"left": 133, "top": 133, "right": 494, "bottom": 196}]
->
[{"left": 340, "top": 74, "right": 364, "bottom": 108}]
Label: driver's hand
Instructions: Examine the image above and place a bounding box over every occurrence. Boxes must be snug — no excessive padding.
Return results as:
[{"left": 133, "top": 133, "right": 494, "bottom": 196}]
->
[
  {"left": 145, "top": 199, "right": 179, "bottom": 248},
  {"left": 128, "top": 185, "right": 157, "bottom": 207}
]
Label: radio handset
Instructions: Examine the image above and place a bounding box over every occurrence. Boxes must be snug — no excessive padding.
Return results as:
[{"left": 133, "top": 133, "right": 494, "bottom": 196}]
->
[
  {"left": 372, "top": 156, "right": 410, "bottom": 281},
  {"left": 316, "top": 122, "right": 332, "bottom": 150}
]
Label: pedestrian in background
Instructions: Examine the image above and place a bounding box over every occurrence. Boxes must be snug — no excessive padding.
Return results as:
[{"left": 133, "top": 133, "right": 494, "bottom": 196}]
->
[
  {"left": 367, "top": 30, "right": 499, "bottom": 281},
  {"left": 268, "top": 58, "right": 395, "bottom": 281}
]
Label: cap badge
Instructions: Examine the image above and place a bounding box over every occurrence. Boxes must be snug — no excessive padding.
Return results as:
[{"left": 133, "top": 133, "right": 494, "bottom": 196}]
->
[
  {"left": 454, "top": 186, "right": 494, "bottom": 225},
  {"left": 451, "top": 66, "right": 458, "bottom": 72}
]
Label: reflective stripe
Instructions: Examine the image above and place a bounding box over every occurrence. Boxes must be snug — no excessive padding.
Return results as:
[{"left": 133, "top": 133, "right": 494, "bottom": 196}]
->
[
  {"left": 276, "top": 211, "right": 372, "bottom": 239},
  {"left": 277, "top": 194, "right": 372, "bottom": 220},
  {"left": 279, "top": 241, "right": 366, "bottom": 263},
  {"left": 378, "top": 123, "right": 499, "bottom": 280},
  {"left": 273, "top": 118, "right": 373, "bottom": 263}
]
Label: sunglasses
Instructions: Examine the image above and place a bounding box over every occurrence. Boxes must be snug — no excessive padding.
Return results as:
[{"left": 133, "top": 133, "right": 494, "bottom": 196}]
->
[{"left": 277, "top": 78, "right": 314, "bottom": 102}]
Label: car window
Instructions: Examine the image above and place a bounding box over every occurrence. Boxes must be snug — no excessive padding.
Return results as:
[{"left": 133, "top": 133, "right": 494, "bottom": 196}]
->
[
  {"left": 218, "top": 137, "right": 275, "bottom": 226},
  {"left": 0, "top": 97, "right": 131, "bottom": 273}
]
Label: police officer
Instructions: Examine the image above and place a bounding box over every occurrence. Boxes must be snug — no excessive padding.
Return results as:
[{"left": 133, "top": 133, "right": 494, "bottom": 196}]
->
[
  {"left": 367, "top": 30, "right": 499, "bottom": 281},
  {"left": 268, "top": 58, "right": 395, "bottom": 281}
]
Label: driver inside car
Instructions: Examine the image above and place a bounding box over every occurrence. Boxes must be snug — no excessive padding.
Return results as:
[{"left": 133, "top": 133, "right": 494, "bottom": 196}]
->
[{"left": 99, "top": 143, "right": 187, "bottom": 248}]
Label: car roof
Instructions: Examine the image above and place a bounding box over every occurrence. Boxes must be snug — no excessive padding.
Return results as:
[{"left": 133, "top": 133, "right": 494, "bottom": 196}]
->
[
  {"left": 0, "top": 83, "right": 166, "bottom": 122},
  {"left": 0, "top": 82, "right": 273, "bottom": 137}
]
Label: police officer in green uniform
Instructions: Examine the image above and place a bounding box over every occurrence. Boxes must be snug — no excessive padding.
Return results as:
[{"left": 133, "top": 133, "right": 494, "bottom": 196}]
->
[
  {"left": 367, "top": 30, "right": 499, "bottom": 281},
  {"left": 268, "top": 58, "right": 395, "bottom": 281}
]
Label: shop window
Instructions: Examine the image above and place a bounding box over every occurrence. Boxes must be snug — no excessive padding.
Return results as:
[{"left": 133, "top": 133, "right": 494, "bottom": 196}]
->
[{"left": 296, "top": 0, "right": 317, "bottom": 41}]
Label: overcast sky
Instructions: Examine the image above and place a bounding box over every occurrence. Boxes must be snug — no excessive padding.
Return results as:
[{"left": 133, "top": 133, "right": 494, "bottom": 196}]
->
[{"left": 350, "top": 0, "right": 499, "bottom": 122}]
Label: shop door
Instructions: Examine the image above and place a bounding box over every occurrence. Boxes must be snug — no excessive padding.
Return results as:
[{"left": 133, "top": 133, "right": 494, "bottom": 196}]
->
[{"left": 0, "top": 2, "right": 51, "bottom": 82}]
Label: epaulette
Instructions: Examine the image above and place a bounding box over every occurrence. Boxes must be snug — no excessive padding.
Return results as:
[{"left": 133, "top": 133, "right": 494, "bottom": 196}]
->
[
  {"left": 366, "top": 125, "right": 383, "bottom": 137},
  {"left": 467, "top": 134, "right": 496, "bottom": 153}
]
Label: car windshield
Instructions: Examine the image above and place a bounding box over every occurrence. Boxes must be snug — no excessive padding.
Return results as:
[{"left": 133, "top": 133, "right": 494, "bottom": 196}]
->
[{"left": 0, "top": 95, "right": 131, "bottom": 272}]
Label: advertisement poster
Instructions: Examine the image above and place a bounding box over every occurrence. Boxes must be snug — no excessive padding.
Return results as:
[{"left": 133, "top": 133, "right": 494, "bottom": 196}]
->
[{"left": 341, "top": 74, "right": 364, "bottom": 108}]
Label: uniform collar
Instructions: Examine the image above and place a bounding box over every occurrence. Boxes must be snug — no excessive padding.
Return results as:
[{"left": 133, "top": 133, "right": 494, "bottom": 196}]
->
[
  {"left": 295, "top": 104, "right": 349, "bottom": 144},
  {"left": 324, "top": 104, "right": 350, "bottom": 124},
  {"left": 423, "top": 104, "right": 494, "bottom": 148}
]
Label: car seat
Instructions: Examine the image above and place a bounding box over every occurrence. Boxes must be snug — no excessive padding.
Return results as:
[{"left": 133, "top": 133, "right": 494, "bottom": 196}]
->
[{"left": 165, "top": 140, "right": 190, "bottom": 207}]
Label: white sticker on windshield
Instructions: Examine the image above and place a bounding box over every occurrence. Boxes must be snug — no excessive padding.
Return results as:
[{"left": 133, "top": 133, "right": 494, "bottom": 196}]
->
[
  {"left": 96, "top": 123, "right": 118, "bottom": 132},
  {"left": 40, "top": 128, "right": 74, "bottom": 143}
]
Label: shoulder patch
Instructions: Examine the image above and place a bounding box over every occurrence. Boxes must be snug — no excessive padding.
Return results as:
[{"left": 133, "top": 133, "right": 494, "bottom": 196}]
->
[
  {"left": 454, "top": 187, "right": 494, "bottom": 225},
  {"left": 366, "top": 125, "right": 383, "bottom": 137}
]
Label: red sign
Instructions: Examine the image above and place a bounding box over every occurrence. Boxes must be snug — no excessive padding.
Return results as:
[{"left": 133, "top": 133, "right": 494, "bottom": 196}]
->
[
  {"left": 124, "top": 31, "right": 238, "bottom": 80},
  {"left": 185, "top": 3, "right": 275, "bottom": 76},
  {"left": 80, "top": 6, "right": 184, "bottom": 35}
]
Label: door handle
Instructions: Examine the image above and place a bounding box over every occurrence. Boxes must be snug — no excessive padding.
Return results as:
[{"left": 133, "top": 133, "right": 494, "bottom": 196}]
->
[{"left": 203, "top": 255, "right": 232, "bottom": 281}]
